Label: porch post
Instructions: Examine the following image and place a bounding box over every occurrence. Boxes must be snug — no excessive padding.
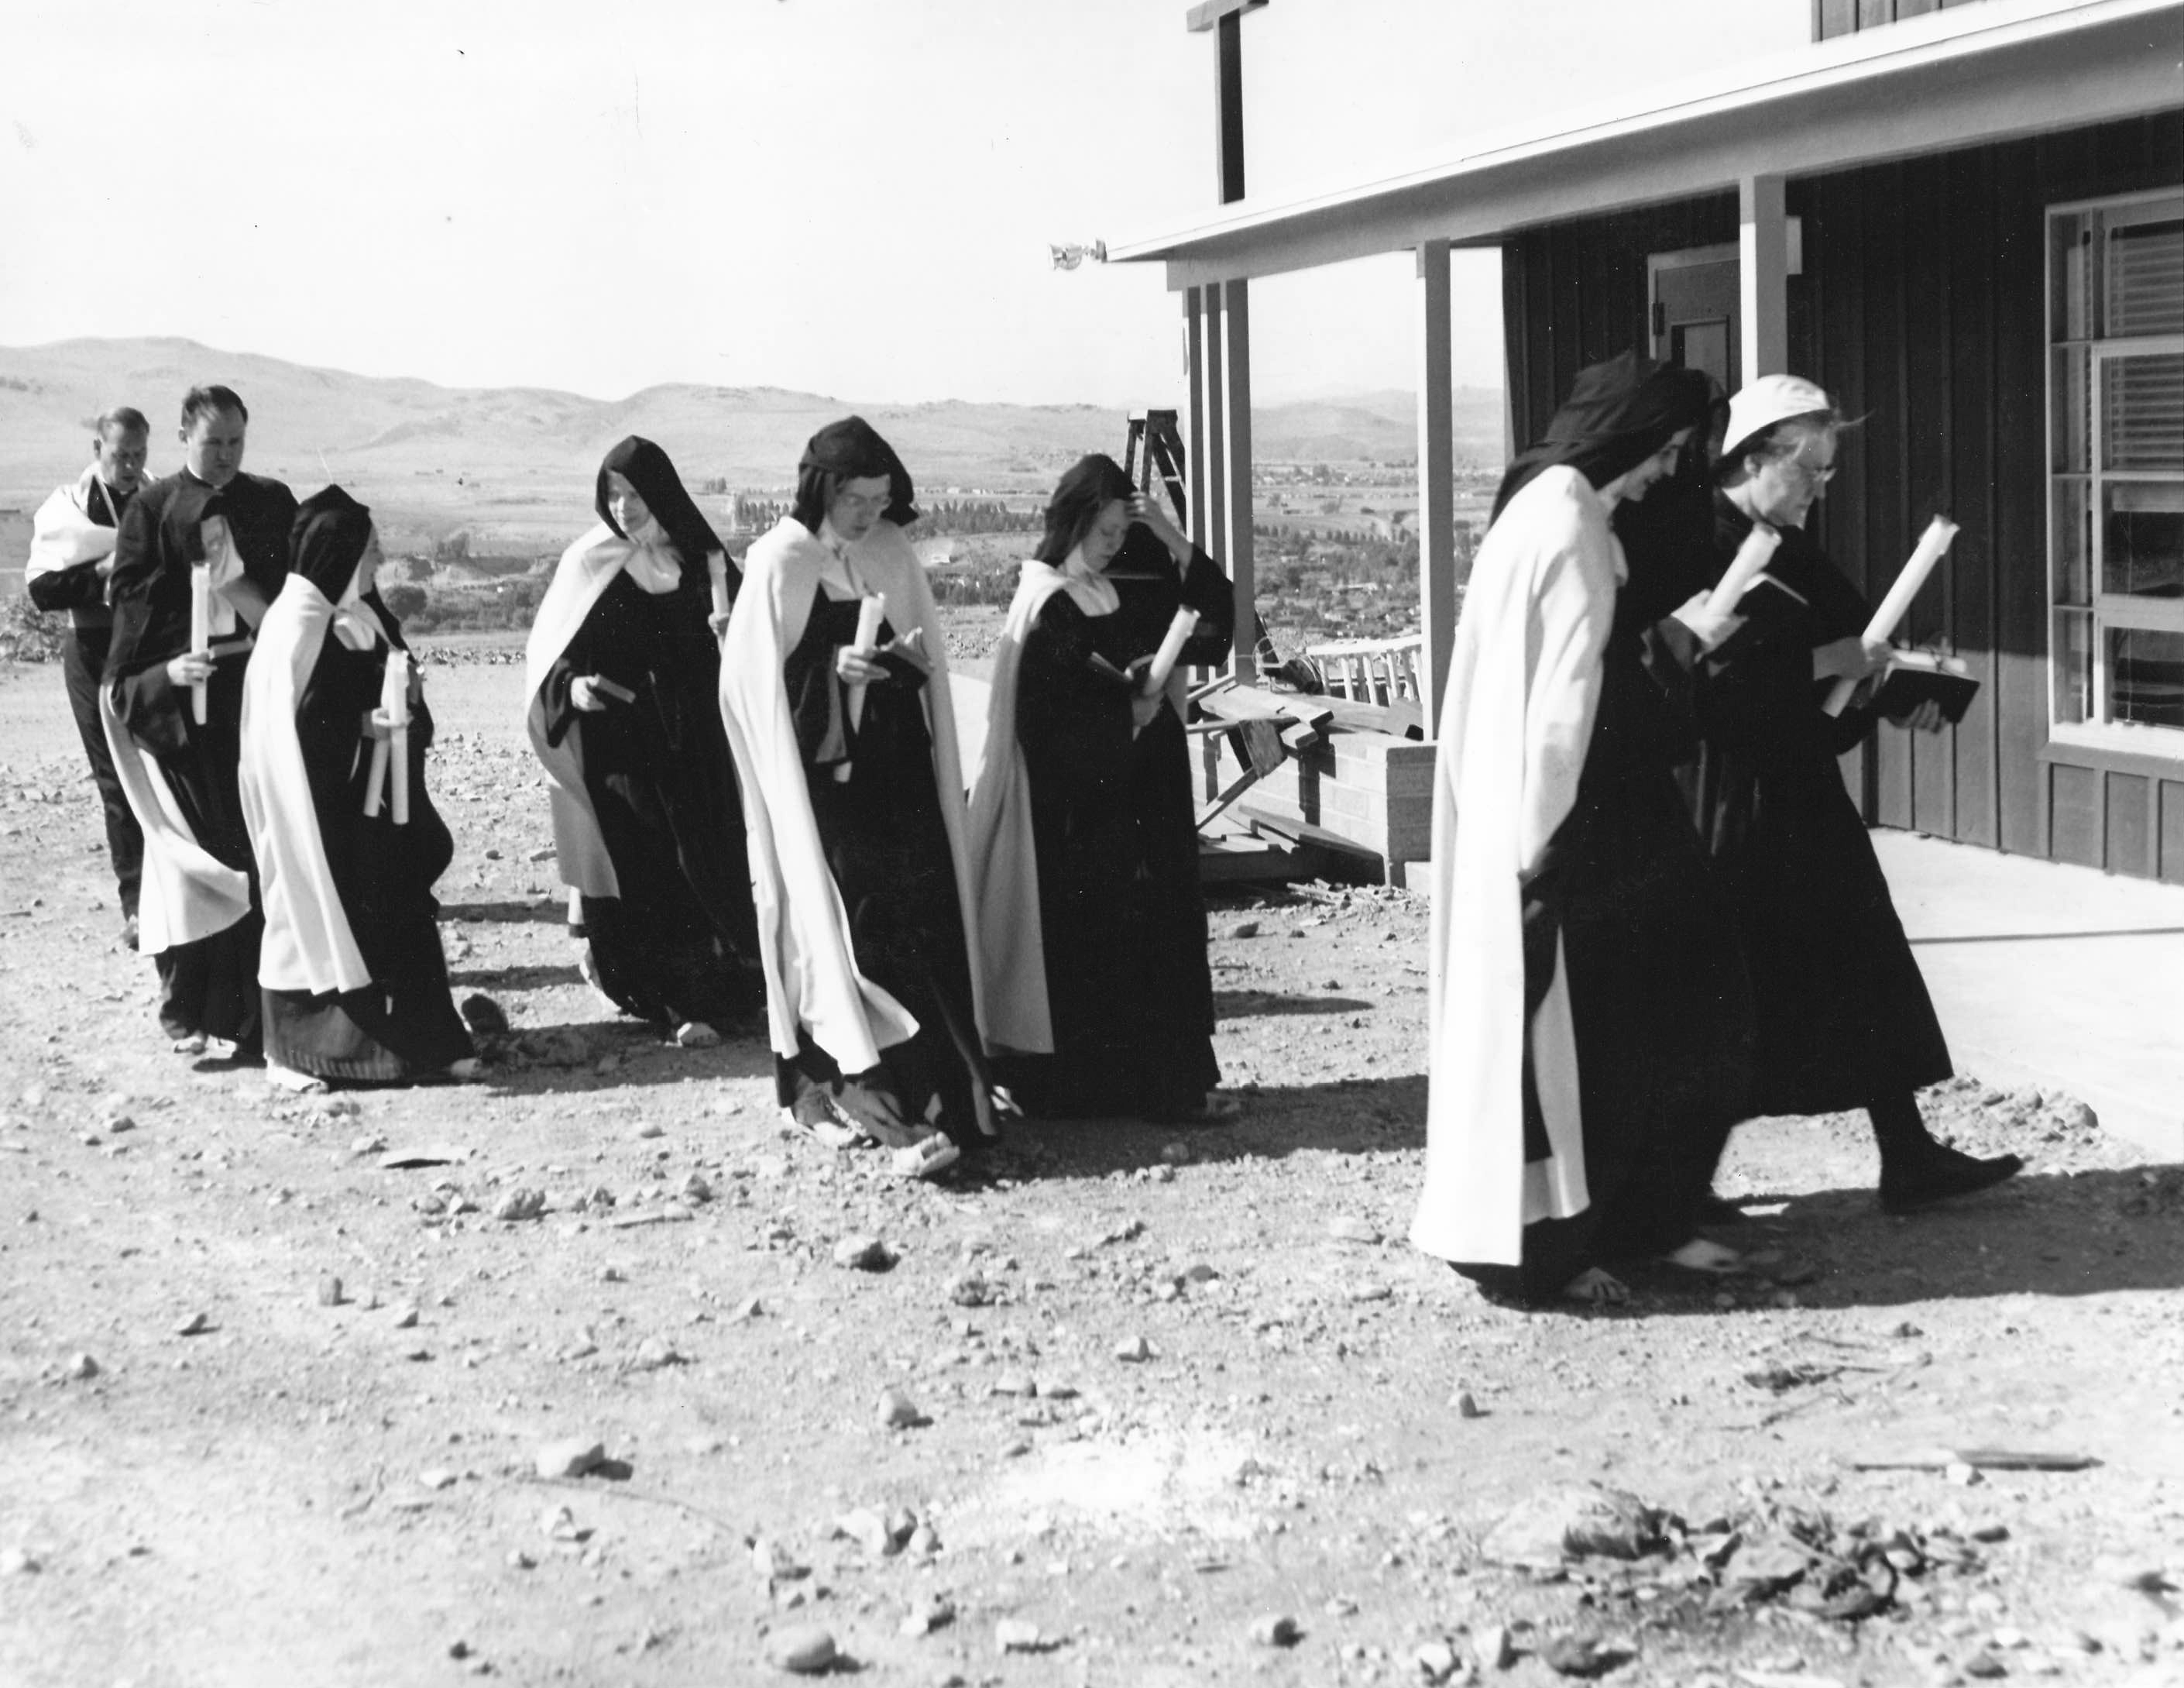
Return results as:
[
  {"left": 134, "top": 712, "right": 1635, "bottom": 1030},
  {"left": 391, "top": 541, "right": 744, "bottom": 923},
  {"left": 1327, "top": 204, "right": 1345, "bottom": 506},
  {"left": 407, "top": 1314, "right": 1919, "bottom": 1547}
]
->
[
  {"left": 1739, "top": 173, "right": 1790, "bottom": 383},
  {"left": 1197, "top": 283, "right": 1226, "bottom": 559},
  {"left": 1183, "top": 286, "right": 1208, "bottom": 541},
  {"left": 1416, "top": 239, "right": 1456, "bottom": 734},
  {"left": 1220, "top": 277, "right": 1257, "bottom": 682}
]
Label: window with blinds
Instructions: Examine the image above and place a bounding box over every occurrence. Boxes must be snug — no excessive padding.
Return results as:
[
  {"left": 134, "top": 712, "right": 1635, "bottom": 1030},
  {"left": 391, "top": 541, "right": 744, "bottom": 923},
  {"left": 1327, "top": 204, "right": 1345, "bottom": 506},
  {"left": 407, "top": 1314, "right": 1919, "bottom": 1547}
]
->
[{"left": 2048, "top": 190, "right": 2184, "bottom": 744}]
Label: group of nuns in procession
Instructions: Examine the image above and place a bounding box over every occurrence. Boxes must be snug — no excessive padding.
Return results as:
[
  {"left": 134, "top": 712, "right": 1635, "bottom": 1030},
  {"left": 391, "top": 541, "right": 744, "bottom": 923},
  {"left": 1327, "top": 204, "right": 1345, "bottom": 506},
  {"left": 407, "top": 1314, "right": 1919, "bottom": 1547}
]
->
[
  {"left": 78, "top": 388, "right": 1234, "bottom": 1174},
  {"left": 65, "top": 359, "right": 2018, "bottom": 1298}
]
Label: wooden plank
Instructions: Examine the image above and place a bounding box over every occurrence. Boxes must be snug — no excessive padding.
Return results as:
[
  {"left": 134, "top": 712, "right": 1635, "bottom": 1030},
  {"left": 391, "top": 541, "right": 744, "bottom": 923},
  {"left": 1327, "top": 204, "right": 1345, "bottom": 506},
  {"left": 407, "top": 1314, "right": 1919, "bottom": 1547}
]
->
[
  {"left": 1184, "top": 0, "right": 1266, "bottom": 33},
  {"left": 1740, "top": 174, "right": 1791, "bottom": 383},
  {"left": 1901, "top": 155, "right": 1955, "bottom": 841},
  {"left": 2106, "top": 772, "right": 2153, "bottom": 878},
  {"left": 1991, "top": 136, "right": 2048, "bottom": 858},
  {"left": 1945, "top": 144, "right": 2000, "bottom": 849},
  {"left": 1214, "top": 9, "right": 1246, "bottom": 202},
  {"left": 1417, "top": 239, "right": 1458, "bottom": 734},
  {"left": 2050, "top": 762, "right": 2103, "bottom": 868},
  {"left": 1865, "top": 160, "right": 1915, "bottom": 831},
  {"left": 1222, "top": 277, "right": 1256, "bottom": 683},
  {"left": 1501, "top": 237, "right": 1533, "bottom": 463},
  {"left": 1814, "top": 169, "right": 1873, "bottom": 816}
]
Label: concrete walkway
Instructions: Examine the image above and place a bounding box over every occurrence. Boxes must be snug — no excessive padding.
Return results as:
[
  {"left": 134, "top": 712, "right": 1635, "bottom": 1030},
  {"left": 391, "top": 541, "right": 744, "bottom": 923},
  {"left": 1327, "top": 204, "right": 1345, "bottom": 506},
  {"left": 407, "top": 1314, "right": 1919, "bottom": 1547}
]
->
[{"left": 1875, "top": 830, "right": 2184, "bottom": 1159}]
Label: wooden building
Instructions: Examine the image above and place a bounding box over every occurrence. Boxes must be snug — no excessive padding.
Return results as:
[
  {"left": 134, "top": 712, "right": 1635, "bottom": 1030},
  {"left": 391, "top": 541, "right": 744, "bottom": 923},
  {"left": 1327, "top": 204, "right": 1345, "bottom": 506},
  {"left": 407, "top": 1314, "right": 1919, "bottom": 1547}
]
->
[{"left": 1115, "top": 0, "right": 2184, "bottom": 881}]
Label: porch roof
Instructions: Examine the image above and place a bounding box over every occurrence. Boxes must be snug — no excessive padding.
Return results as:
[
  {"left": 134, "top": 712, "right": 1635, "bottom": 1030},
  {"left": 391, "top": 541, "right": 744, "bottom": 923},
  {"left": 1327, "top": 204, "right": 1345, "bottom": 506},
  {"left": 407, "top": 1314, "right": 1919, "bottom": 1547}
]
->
[{"left": 1109, "top": 0, "right": 2184, "bottom": 289}]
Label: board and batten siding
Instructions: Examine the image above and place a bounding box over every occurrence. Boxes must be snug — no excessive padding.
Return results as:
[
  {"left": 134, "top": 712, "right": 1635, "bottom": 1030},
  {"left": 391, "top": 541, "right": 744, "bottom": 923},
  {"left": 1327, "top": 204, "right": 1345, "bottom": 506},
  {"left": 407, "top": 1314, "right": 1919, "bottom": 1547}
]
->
[{"left": 1500, "top": 113, "right": 2184, "bottom": 882}]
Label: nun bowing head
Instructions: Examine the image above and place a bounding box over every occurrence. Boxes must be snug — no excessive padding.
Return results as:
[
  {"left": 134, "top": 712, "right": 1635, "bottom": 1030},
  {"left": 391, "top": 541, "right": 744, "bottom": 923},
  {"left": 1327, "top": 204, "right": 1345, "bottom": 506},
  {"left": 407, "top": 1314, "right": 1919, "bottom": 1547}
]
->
[
  {"left": 290, "top": 486, "right": 377, "bottom": 599},
  {"left": 792, "top": 415, "right": 918, "bottom": 535},
  {"left": 1036, "top": 453, "right": 1135, "bottom": 567}
]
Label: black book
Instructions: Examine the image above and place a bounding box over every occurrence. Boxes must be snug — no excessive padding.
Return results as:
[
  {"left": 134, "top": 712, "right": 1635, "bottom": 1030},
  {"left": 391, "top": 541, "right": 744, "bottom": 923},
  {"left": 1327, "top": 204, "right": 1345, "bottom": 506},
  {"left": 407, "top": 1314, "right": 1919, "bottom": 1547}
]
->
[{"left": 1866, "top": 650, "right": 1980, "bottom": 724}]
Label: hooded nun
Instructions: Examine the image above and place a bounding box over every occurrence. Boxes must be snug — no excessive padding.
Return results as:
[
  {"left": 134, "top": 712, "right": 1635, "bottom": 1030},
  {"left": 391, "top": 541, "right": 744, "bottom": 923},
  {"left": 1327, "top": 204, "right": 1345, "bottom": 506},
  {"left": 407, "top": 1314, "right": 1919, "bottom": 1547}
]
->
[
  {"left": 524, "top": 435, "right": 757, "bottom": 1037},
  {"left": 965, "top": 452, "right": 1235, "bottom": 1119},
  {"left": 719, "top": 417, "right": 994, "bottom": 1159},
  {"left": 238, "top": 486, "right": 473, "bottom": 1083},
  {"left": 1410, "top": 352, "right": 1751, "bottom": 1301}
]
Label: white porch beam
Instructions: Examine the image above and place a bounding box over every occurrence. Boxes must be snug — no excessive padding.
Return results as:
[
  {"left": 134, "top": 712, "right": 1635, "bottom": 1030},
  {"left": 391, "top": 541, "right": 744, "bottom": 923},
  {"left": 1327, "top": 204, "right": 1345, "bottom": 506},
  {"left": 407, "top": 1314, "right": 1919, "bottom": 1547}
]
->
[
  {"left": 1197, "top": 284, "right": 1226, "bottom": 559},
  {"left": 1220, "top": 278, "right": 1257, "bottom": 683},
  {"left": 1740, "top": 173, "right": 1791, "bottom": 383},
  {"left": 1415, "top": 239, "right": 1457, "bottom": 733}
]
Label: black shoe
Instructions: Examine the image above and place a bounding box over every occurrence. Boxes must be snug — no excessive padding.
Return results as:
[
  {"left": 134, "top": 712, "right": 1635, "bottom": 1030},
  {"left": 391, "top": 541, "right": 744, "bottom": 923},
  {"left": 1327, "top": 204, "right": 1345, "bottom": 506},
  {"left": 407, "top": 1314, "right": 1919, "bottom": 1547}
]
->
[{"left": 1879, "top": 1145, "right": 2024, "bottom": 1215}]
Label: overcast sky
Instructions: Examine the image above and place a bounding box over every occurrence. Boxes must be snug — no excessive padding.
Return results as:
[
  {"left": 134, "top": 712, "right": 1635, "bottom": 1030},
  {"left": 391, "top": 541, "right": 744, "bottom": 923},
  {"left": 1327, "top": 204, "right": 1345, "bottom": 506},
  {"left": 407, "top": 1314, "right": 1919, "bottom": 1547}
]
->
[{"left": 2, "top": 0, "right": 1794, "bottom": 407}]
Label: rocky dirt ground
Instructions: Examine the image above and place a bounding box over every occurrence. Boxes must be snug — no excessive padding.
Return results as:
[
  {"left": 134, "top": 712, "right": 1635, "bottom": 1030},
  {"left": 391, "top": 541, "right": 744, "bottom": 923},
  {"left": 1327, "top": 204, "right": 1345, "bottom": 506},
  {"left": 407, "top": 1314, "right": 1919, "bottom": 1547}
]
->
[{"left": 2, "top": 634, "right": 2181, "bottom": 1688}]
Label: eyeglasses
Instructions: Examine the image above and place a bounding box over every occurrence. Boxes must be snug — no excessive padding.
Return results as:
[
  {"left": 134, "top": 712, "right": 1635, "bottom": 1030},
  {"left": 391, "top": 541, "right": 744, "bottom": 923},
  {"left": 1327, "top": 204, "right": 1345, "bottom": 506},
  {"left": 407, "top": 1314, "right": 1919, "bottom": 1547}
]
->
[{"left": 1787, "top": 454, "right": 1838, "bottom": 485}]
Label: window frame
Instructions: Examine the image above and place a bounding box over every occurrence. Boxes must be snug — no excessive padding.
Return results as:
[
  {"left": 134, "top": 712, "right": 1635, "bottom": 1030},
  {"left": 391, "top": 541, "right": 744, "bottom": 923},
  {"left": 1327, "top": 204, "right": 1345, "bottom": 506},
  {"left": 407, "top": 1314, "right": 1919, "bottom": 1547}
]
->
[{"left": 2045, "top": 185, "right": 2184, "bottom": 751}]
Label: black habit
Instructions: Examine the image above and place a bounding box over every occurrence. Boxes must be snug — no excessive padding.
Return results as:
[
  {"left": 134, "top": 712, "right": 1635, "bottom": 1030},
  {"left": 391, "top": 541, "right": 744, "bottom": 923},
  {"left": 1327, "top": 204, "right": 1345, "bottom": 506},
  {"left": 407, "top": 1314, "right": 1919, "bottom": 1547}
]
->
[
  {"left": 1685, "top": 494, "right": 1952, "bottom": 1116},
  {"left": 1008, "top": 529, "right": 1235, "bottom": 1119},
  {"left": 105, "top": 469, "right": 297, "bottom": 1046}
]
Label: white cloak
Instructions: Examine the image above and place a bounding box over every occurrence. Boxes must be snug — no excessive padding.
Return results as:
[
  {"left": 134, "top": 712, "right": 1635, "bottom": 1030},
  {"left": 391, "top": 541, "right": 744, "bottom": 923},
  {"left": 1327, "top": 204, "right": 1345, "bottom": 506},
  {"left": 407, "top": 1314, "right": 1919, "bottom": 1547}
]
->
[
  {"left": 520, "top": 523, "right": 652, "bottom": 899},
  {"left": 1410, "top": 466, "right": 1620, "bottom": 1267},
  {"left": 963, "top": 560, "right": 1076, "bottom": 1054},
  {"left": 719, "top": 517, "right": 987, "bottom": 1072},
  {"left": 26, "top": 466, "right": 122, "bottom": 626},
  {"left": 238, "top": 574, "right": 377, "bottom": 995}
]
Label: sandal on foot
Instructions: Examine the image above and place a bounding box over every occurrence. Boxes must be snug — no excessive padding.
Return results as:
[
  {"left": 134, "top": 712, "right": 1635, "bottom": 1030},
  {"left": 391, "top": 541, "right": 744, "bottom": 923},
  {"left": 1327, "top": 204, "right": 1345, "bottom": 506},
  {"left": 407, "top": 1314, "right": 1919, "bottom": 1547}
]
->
[
  {"left": 1560, "top": 1267, "right": 1629, "bottom": 1307},
  {"left": 446, "top": 1057, "right": 484, "bottom": 1082},
  {"left": 888, "top": 1134, "right": 962, "bottom": 1181},
  {"left": 266, "top": 1062, "right": 328, "bottom": 1095},
  {"left": 1660, "top": 1237, "right": 1743, "bottom": 1275},
  {"left": 170, "top": 1033, "right": 208, "bottom": 1057},
  {"left": 780, "top": 1100, "right": 860, "bottom": 1151},
  {"left": 673, "top": 1021, "right": 721, "bottom": 1050}
]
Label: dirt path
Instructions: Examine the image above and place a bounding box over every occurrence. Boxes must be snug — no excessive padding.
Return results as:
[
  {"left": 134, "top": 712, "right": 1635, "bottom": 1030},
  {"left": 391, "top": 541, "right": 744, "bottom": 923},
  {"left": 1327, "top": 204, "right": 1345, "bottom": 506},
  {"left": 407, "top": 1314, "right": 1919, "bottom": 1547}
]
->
[{"left": 1, "top": 645, "right": 2179, "bottom": 1688}]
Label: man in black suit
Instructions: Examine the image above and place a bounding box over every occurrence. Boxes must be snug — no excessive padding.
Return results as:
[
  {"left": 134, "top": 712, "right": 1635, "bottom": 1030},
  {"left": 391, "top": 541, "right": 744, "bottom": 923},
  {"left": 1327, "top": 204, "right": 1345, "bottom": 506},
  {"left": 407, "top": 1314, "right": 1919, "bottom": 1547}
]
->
[{"left": 104, "top": 386, "right": 297, "bottom": 1056}]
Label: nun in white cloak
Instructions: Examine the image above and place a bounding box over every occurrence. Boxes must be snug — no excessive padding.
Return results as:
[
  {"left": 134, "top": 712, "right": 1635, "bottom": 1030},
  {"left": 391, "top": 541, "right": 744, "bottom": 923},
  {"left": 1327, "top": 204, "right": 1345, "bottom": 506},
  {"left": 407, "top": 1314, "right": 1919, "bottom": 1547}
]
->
[
  {"left": 719, "top": 418, "right": 997, "bottom": 1177},
  {"left": 1410, "top": 351, "right": 1747, "bottom": 1306},
  {"left": 238, "top": 486, "right": 475, "bottom": 1089}
]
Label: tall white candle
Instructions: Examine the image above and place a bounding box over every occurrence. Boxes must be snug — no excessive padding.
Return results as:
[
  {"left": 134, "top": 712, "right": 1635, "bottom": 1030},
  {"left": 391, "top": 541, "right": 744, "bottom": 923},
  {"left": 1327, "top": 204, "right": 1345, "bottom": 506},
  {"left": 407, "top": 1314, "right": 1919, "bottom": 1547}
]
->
[
  {"left": 1705, "top": 523, "right": 1781, "bottom": 618},
  {"left": 384, "top": 651, "right": 412, "bottom": 825},
  {"left": 707, "top": 552, "right": 731, "bottom": 620},
  {"left": 187, "top": 562, "right": 211, "bottom": 725},
  {"left": 1142, "top": 607, "right": 1201, "bottom": 696},
  {"left": 1824, "top": 515, "right": 1959, "bottom": 716},
  {"left": 846, "top": 592, "right": 888, "bottom": 737}
]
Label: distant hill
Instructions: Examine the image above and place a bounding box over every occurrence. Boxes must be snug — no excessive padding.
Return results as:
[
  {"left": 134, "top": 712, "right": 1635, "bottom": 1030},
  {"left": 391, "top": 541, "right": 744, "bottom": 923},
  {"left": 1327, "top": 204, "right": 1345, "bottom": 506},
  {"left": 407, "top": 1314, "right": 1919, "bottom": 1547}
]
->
[{"left": 0, "top": 339, "right": 1503, "bottom": 553}]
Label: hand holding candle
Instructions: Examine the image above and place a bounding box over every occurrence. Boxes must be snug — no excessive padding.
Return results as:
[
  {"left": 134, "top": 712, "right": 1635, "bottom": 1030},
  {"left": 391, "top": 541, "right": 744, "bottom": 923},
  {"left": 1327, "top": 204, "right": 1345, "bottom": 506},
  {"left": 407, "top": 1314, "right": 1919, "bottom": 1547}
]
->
[{"left": 1824, "top": 515, "right": 1958, "bottom": 716}]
